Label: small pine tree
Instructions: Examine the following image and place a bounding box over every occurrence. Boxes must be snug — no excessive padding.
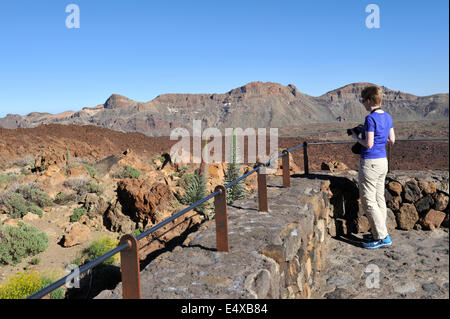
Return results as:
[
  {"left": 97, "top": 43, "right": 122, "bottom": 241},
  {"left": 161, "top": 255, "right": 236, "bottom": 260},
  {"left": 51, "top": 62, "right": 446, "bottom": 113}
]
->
[{"left": 224, "top": 128, "right": 247, "bottom": 205}]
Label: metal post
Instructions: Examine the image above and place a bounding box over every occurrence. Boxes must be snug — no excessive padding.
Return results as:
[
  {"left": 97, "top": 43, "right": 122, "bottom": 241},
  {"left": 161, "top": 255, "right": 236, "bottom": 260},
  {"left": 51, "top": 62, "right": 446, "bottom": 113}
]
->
[
  {"left": 119, "top": 234, "right": 141, "bottom": 299},
  {"left": 303, "top": 142, "right": 309, "bottom": 175},
  {"left": 214, "top": 185, "right": 229, "bottom": 252},
  {"left": 282, "top": 150, "right": 290, "bottom": 188},
  {"left": 257, "top": 164, "right": 268, "bottom": 212}
]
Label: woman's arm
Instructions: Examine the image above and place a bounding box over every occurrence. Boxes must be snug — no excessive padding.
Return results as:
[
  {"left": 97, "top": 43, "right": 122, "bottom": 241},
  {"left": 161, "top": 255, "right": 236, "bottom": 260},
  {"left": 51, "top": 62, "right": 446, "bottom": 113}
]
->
[
  {"left": 352, "top": 130, "right": 374, "bottom": 148},
  {"left": 388, "top": 128, "right": 395, "bottom": 145}
]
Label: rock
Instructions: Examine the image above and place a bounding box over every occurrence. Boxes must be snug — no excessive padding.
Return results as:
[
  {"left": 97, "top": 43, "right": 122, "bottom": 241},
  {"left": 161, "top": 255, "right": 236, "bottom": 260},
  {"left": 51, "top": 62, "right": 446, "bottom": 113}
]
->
[
  {"left": 356, "top": 215, "right": 371, "bottom": 233},
  {"left": 393, "top": 281, "right": 416, "bottom": 294},
  {"left": 0, "top": 214, "right": 8, "bottom": 224},
  {"left": 321, "top": 161, "right": 348, "bottom": 172},
  {"left": 2, "top": 218, "right": 19, "bottom": 227},
  {"left": 117, "top": 179, "right": 176, "bottom": 225},
  {"left": 66, "top": 165, "right": 90, "bottom": 178},
  {"left": 274, "top": 153, "right": 301, "bottom": 176},
  {"left": 396, "top": 203, "right": 419, "bottom": 230},
  {"left": 22, "top": 212, "right": 40, "bottom": 222},
  {"left": 34, "top": 151, "right": 67, "bottom": 172},
  {"left": 422, "top": 282, "right": 442, "bottom": 296},
  {"left": 206, "top": 163, "right": 225, "bottom": 193},
  {"left": 419, "top": 209, "right": 447, "bottom": 230},
  {"left": 433, "top": 192, "right": 449, "bottom": 211},
  {"left": 387, "top": 181, "right": 402, "bottom": 197},
  {"left": 403, "top": 180, "right": 422, "bottom": 203},
  {"left": 386, "top": 208, "right": 397, "bottom": 231},
  {"left": 244, "top": 269, "right": 271, "bottom": 299},
  {"left": 103, "top": 201, "right": 136, "bottom": 234},
  {"left": 260, "top": 245, "right": 285, "bottom": 264},
  {"left": 418, "top": 180, "right": 437, "bottom": 195},
  {"left": 36, "top": 171, "right": 67, "bottom": 198},
  {"left": 415, "top": 195, "right": 434, "bottom": 215},
  {"left": 442, "top": 214, "right": 449, "bottom": 228},
  {"left": 84, "top": 193, "right": 108, "bottom": 216},
  {"left": 63, "top": 223, "right": 90, "bottom": 247},
  {"left": 387, "top": 196, "right": 402, "bottom": 212}
]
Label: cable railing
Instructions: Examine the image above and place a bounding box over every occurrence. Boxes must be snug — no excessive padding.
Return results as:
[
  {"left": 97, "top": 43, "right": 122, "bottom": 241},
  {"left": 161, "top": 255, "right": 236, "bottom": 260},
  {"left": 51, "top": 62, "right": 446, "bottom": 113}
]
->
[{"left": 27, "top": 137, "right": 448, "bottom": 299}]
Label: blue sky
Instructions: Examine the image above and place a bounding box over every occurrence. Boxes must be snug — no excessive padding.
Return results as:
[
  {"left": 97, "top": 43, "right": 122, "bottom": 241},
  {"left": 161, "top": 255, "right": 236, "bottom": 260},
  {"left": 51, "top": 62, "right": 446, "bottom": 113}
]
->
[{"left": 0, "top": 0, "right": 448, "bottom": 117}]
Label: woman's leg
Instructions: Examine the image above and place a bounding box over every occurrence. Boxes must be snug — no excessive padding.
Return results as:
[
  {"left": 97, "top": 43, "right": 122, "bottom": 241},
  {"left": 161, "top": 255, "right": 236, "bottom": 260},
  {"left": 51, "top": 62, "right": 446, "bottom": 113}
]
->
[
  {"left": 359, "top": 158, "right": 388, "bottom": 240},
  {"left": 375, "top": 158, "right": 389, "bottom": 238}
]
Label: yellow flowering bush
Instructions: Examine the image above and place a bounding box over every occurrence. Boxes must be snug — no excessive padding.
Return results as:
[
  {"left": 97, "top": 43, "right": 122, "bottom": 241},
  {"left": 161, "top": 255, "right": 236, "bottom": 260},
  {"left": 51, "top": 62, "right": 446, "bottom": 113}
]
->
[
  {"left": 0, "top": 269, "right": 65, "bottom": 299},
  {"left": 84, "top": 236, "right": 120, "bottom": 265}
]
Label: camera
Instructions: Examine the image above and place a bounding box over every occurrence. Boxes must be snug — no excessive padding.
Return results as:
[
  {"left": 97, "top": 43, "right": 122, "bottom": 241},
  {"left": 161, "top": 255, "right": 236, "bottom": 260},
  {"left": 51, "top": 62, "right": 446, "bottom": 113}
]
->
[
  {"left": 347, "top": 124, "right": 364, "bottom": 136},
  {"left": 347, "top": 124, "right": 364, "bottom": 154}
]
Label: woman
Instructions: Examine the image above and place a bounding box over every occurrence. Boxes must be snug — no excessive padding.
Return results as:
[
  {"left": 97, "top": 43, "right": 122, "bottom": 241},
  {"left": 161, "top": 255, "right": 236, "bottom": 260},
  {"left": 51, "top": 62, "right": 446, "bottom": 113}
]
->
[{"left": 352, "top": 85, "right": 395, "bottom": 249}]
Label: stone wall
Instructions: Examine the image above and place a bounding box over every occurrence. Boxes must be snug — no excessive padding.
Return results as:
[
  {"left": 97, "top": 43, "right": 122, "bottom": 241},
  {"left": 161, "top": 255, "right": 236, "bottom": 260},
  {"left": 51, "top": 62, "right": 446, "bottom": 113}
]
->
[
  {"left": 322, "top": 170, "right": 449, "bottom": 237},
  {"left": 97, "top": 175, "right": 334, "bottom": 299}
]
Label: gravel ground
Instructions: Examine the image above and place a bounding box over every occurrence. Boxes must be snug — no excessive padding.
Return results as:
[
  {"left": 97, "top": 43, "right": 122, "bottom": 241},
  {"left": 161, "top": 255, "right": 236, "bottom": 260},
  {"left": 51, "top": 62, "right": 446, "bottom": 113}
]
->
[{"left": 313, "top": 228, "right": 449, "bottom": 299}]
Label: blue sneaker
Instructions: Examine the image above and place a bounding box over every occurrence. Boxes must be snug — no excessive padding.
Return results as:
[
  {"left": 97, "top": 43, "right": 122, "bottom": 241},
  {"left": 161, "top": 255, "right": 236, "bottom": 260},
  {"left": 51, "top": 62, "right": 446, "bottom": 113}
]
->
[{"left": 362, "top": 235, "right": 392, "bottom": 249}]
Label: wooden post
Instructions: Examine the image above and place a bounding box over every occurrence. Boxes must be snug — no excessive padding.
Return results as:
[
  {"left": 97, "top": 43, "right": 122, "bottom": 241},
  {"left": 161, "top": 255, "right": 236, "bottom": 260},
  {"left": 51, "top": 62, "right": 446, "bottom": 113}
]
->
[
  {"left": 214, "top": 185, "right": 229, "bottom": 252},
  {"left": 119, "top": 234, "right": 141, "bottom": 299},
  {"left": 257, "top": 164, "right": 268, "bottom": 212},
  {"left": 282, "top": 150, "right": 290, "bottom": 188},
  {"left": 387, "top": 142, "right": 392, "bottom": 172},
  {"left": 303, "top": 142, "right": 309, "bottom": 175}
]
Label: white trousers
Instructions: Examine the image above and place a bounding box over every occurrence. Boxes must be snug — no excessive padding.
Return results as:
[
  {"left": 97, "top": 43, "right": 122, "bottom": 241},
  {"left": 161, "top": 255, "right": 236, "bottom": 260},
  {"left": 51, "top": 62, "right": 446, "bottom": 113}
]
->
[{"left": 358, "top": 157, "right": 389, "bottom": 240}]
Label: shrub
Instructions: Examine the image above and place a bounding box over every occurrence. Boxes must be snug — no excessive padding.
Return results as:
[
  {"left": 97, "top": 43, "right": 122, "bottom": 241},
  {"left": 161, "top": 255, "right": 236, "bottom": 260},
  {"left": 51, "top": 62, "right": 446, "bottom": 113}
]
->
[
  {"left": 10, "top": 182, "right": 52, "bottom": 208},
  {"left": 83, "top": 236, "right": 120, "bottom": 266},
  {"left": 0, "top": 270, "right": 64, "bottom": 299},
  {"left": 28, "top": 205, "right": 43, "bottom": 218},
  {"left": 86, "top": 182, "right": 104, "bottom": 195},
  {"left": 63, "top": 177, "right": 89, "bottom": 196},
  {"left": 0, "top": 174, "right": 17, "bottom": 185},
  {"left": 82, "top": 164, "right": 98, "bottom": 178},
  {"left": 4, "top": 193, "right": 29, "bottom": 219},
  {"left": 70, "top": 207, "right": 87, "bottom": 222},
  {"left": 180, "top": 170, "right": 208, "bottom": 214},
  {"left": 11, "top": 155, "right": 34, "bottom": 168},
  {"left": 30, "top": 188, "right": 53, "bottom": 207},
  {"left": 0, "top": 222, "right": 49, "bottom": 266},
  {"left": 54, "top": 192, "right": 77, "bottom": 205},
  {"left": 123, "top": 165, "right": 142, "bottom": 179},
  {"left": 0, "top": 184, "right": 51, "bottom": 219}
]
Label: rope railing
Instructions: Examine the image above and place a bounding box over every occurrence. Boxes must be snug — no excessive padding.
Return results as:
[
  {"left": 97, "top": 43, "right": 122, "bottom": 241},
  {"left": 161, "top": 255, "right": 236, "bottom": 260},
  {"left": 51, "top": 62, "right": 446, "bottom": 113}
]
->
[{"left": 27, "top": 137, "right": 448, "bottom": 299}]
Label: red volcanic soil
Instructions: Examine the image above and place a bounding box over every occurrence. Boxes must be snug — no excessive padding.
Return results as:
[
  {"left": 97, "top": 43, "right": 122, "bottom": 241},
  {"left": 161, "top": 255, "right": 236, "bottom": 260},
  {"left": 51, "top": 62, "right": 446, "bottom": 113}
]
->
[
  {"left": 278, "top": 138, "right": 449, "bottom": 171},
  {"left": 0, "top": 124, "right": 448, "bottom": 171}
]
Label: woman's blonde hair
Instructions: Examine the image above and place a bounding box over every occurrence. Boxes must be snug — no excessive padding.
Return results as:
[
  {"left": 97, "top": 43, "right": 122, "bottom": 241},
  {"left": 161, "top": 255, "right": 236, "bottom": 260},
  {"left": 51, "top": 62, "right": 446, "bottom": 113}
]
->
[{"left": 361, "top": 86, "right": 383, "bottom": 105}]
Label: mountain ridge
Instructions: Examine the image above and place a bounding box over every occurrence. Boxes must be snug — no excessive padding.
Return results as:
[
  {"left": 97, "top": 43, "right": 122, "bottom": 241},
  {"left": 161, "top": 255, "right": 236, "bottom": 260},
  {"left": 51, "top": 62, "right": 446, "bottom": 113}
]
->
[{"left": 0, "top": 81, "right": 448, "bottom": 136}]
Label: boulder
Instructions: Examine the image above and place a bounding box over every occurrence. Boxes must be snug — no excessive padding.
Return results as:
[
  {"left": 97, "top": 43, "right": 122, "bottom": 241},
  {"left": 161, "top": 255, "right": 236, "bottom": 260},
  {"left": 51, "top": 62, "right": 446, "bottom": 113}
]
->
[
  {"left": 386, "top": 208, "right": 397, "bottom": 231},
  {"left": 387, "top": 196, "right": 402, "bottom": 212},
  {"left": 402, "top": 180, "right": 422, "bottom": 203},
  {"left": 321, "top": 161, "right": 348, "bottom": 172},
  {"left": 22, "top": 212, "right": 40, "bottom": 222},
  {"left": 117, "top": 179, "right": 176, "bottom": 226},
  {"left": 396, "top": 203, "right": 419, "bottom": 230},
  {"left": 63, "top": 223, "right": 90, "bottom": 247},
  {"left": 103, "top": 201, "right": 135, "bottom": 234},
  {"left": 418, "top": 180, "right": 437, "bottom": 195},
  {"left": 419, "top": 209, "right": 447, "bottom": 230},
  {"left": 433, "top": 192, "right": 449, "bottom": 211},
  {"left": 67, "top": 165, "right": 90, "bottom": 178},
  {"left": 387, "top": 181, "right": 402, "bottom": 197},
  {"left": 83, "top": 193, "right": 108, "bottom": 216},
  {"left": 415, "top": 195, "right": 434, "bottom": 215}
]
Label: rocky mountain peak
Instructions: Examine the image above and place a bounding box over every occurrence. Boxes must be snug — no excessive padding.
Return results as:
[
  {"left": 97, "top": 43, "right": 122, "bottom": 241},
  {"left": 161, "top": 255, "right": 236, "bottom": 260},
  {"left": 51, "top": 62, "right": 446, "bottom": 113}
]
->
[
  {"left": 228, "top": 81, "right": 300, "bottom": 99},
  {"left": 104, "top": 94, "right": 135, "bottom": 109}
]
